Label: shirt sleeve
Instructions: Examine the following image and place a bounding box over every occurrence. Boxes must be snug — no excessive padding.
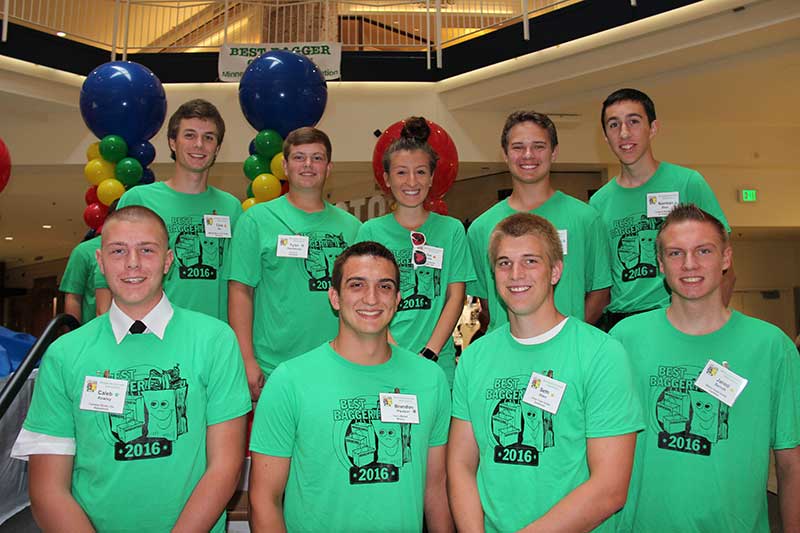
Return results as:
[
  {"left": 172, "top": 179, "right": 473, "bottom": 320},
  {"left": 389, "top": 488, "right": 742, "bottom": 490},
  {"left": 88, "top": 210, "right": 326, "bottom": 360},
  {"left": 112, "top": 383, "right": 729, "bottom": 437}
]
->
[
  {"left": 466, "top": 224, "right": 488, "bottom": 299},
  {"left": 772, "top": 335, "right": 800, "bottom": 450},
  {"left": 11, "top": 428, "right": 76, "bottom": 460},
  {"left": 205, "top": 324, "right": 251, "bottom": 425},
  {"left": 584, "top": 336, "right": 644, "bottom": 438},
  {"left": 451, "top": 345, "right": 474, "bottom": 421},
  {"left": 116, "top": 187, "right": 140, "bottom": 209},
  {"left": 355, "top": 221, "right": 375, "bottom": 243},
  {"left": 227, "top": 209, "right": 264, "bottom": 287},
  {"left": 449, "top": 221, "right": 476, "bottom": 284},
  {"left": 22, "top": 343, "right": 77, "bottom": 439},
  {"left": 249, "top": 364, "right": 298, "bottom": 457},
  {"left": 60, "top": 244, "right": 90, "bottom": 295},
  {"left": 687, "top": 171, "right": 730, "bottom": 232},
  {"left": 429, "top": 366, "right": 452, "bottom": 446},
  {"left": 586, "top": 209, "right": 612, "bottom": 292}
]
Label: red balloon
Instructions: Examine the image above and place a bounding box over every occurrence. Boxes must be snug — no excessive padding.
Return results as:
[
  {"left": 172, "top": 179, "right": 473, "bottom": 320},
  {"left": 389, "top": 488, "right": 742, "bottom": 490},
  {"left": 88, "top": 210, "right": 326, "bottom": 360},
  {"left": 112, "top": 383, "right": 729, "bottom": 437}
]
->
[
  {"left": 0, "top": 137, "right": 11, "bottom": 194},
  {"left": 85, "top": 185, "right": 99, "bottom": 205},
  {"left": 371, "top": 119, "right": 459, "bottom": 202},
  {"left": 280, "top": 180, "right": 290, "bottom": 196},
  {"left": 425, "top": 197, "right": 449, "bottom": 216},
  {"left": 83, "top": 202, "right": 109, "bottom": 230}
]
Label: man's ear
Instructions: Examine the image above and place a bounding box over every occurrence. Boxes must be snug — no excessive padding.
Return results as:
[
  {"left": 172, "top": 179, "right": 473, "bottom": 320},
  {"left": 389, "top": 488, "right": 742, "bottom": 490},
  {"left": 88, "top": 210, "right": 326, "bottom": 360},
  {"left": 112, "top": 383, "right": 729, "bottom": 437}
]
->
[
  {"left": 328, "top": 286, "right": 341, "bottom": 312},
  {"left": 95, "top": 248, "right": 105, "bottom": 275}
]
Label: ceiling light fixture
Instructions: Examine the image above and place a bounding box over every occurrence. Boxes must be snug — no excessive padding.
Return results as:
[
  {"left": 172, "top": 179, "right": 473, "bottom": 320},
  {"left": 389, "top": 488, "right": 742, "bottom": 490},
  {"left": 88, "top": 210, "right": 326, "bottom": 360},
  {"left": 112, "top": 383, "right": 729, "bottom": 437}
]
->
[
  {"left": 56, "top": 31, "right": 67, "bottom": 37},
  {"left": 4, "top": 236, "right": 13, "bottom": 241},
  {"left": 42, "top": 224, "right": 53, "bottom": 229}
]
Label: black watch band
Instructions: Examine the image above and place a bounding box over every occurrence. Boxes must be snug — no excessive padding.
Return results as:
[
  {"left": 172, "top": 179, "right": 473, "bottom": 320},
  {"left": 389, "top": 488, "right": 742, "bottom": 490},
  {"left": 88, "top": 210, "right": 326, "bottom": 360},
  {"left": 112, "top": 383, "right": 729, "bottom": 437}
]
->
[{"left": 420, "top": 347, "right": 439, "bottom": 362}]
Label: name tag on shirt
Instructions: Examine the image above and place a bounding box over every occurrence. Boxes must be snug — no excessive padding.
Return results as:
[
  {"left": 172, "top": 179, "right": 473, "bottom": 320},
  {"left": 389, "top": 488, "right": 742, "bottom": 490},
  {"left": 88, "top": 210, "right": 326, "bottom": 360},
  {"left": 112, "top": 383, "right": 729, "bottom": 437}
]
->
[
  {"left": 522, "top": 372, "right": 566, "bottom": 414},
  {"left": 557, "top": 229, "right": 568, "bottom": 255},
  {"left": 694, "top": 360, "right": 748, "bottom": 407},
  {"left": 379, "top": 393, "right": 420, "bottom": 424},
  {"left": 412, "top": 245, "right": 444, "bottom": 270},
  {"left": 276, "top": 234, "right": 309, "bottom": 258},
  {"left": 80, "top": 376, "right": 128, "bottom": 415},
  {"left": 646, "top": 192, "right": 680, "bottom": 218},
  {"left": 203, "top": 214, "right": 232, "bottom": 238}
]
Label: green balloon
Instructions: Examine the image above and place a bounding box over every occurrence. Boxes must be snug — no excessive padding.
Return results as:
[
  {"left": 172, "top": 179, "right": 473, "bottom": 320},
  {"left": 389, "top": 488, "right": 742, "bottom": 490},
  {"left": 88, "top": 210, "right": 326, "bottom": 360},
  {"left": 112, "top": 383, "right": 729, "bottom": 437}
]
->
[
  {"left": 254, "top": 130, "right": 283, "bottom": 160},
  {"left": 246, "top": 183, "right": 254, "bottom": 198},
  {"left": 243, "top": 154, "right": 268, "bottom": 180},
  {"left": 115, "top": 157, "right": 143, "bottom": 187},
  {"left": 99, "top": 135, "right": 128, "bottom": 163}
]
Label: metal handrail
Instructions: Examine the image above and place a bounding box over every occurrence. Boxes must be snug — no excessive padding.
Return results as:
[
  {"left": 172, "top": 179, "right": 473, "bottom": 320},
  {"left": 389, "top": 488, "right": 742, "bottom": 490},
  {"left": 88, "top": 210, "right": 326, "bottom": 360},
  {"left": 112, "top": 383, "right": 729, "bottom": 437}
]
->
[{"left": 0, "top": 313, "right": 80, "bottom": 421}]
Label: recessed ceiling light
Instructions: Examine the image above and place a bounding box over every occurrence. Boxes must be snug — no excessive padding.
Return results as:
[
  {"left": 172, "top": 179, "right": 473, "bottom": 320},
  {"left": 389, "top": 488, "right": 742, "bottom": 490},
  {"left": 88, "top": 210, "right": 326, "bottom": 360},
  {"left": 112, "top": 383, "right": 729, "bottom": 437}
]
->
[
  {"left": 42, "top": 224, "right": 53, "bottom": 229},
  {"left": 56, "top": 31, "right": 67, "bottom": 37},
  {"left": 4, "top": 236, "right": 13, "bottom": 241}
]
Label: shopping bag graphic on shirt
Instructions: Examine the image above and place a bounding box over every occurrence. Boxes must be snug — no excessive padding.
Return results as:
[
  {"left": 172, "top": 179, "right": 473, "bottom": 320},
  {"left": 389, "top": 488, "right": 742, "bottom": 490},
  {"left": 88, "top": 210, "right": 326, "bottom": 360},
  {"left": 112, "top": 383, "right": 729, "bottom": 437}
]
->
[
  {"left": 391, "top": 247, "right": 441, "bottom": 312},
  {"left": 611, "top": 214, "right": 662, "bottom": 282},
  {"left": 303, "top": 232, "right": 348, "bottom": 291},
  {"left": 170, "top": 216, "right": 222, "bottom": 280},
  {"left": 486, "top": 373, "right": 555, "bottom": 467},
  {"left": 333, "top": 395, "right": 412, "bottom": 484},
  {"left": 647, "top": 364, "right": 729, "bottom": 456},
  {"left": 99, "top": 364, "right": 189, "bottom": 461}
]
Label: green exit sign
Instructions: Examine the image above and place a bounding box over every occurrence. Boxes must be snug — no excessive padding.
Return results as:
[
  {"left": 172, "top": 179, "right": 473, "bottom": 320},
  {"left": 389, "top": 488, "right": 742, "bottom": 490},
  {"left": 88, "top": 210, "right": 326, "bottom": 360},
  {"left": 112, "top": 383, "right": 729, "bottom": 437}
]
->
[{"left": 740, "top": 189, "right": 758, "bottom": 203}]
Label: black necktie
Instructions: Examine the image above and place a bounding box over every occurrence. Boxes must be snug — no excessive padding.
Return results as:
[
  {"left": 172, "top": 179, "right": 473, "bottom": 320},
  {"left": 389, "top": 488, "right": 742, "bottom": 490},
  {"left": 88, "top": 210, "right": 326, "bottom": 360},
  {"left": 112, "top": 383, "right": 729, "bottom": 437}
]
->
[{"left": 129, "top": 320, "right": 147, "bottom": 334}]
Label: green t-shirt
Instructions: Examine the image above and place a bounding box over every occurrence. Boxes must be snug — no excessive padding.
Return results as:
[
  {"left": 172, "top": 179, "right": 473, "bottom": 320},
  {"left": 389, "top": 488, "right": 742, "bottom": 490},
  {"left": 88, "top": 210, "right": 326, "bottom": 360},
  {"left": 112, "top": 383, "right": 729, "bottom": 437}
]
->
[
  {"left": 227, "top": 196, "right": 362, "bottom": 377},
  {"left": 60, "top": 236, "right": 102, "bottom": 324},
  {"left": 250, "top": 342, "right": 451, "bottom": 532},
  {"left": 610, "top": 309, "right": 800, "bottom": 532},
  {"left": 22, "top": 307, "right": 252, "bottom": 533},
  {"left": 452, "top": 319, "right": 643, "bottom": 532},
  {"left": 466, "top": 192, "right": 611, "bottom": 331},
  {"left": 589, "top": 162, "right": 729, "bottom": 313},
  {"left": 356, "top": 212, "right": 476, "bottom": 386},
  {"left": 96, "top": 182, "right": 243, "bottom": 321}
]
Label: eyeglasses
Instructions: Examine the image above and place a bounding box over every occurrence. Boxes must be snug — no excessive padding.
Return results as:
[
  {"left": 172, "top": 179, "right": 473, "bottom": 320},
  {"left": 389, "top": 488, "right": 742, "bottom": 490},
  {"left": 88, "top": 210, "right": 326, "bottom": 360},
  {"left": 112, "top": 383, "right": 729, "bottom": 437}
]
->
[
  {"left": 410, "top": 231, "right": 426, "bottom": 247},
  {"left": 411, "top": 231, "right": 427, "bottom": 266}
]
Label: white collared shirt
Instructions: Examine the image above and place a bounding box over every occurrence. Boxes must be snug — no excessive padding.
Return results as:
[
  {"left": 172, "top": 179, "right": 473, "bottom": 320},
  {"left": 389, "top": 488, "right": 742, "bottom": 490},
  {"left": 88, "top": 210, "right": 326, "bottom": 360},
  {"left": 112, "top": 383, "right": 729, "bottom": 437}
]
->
[
  {"left": 108, "top": 293, "right": 173, "bottom": 343},
  {"left": 11, "top": 294, "right": 174, "bottom": 460}
]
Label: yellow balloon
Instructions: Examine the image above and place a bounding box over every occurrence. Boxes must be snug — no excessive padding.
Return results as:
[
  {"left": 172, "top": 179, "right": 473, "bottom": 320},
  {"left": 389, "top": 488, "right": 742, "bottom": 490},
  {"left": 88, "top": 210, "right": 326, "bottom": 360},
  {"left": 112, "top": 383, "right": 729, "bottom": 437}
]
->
[
  {"left": 84, "top": 158, "right": 115, "bottom": 186},
  {"left": 252, "top": 173, "right": 282, "bottom": 202},
  {"left": 86, "top": 142, "right": 101, "bottom": 162},
  {"left": 270, "top": 153, "right": 286, "bottom": 181},
  {"left": 242, "top": 197, "right": 258, "bottom": 211},
  {"left": 97, "top": 178, "right": 126, "bottom": 206}
]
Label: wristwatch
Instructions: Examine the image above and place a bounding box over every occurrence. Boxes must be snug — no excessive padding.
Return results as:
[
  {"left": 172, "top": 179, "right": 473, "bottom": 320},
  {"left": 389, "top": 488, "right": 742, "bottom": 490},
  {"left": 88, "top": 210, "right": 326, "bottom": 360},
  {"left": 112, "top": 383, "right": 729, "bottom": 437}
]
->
[{"left": 420, "top": 347, "right": 439, "bottom": 362}]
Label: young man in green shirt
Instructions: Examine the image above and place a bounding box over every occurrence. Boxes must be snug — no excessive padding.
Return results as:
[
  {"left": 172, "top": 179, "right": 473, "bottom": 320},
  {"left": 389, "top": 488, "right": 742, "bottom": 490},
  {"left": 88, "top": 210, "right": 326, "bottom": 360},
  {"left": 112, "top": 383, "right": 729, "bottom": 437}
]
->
[
  {"left": 467, "top": 111, "right": 611, "bottom": 331},
  {"left": 450, "top": 213, "right": 642, "bottom": 532},
  {"left": 248, "top": 241, "right": 453, "bottom": 532},
  {"left": 96, "top": 99, "right": 242, "bottom": 321},
  {"left": 12, "top": 206, "right": 251, "bottom": 532},
  {"left": 228, "top": 127, "right": 361, "bottom": 400},
  {"left": 610, "top": 205, "right": 800, "bottom": 532},
  {"left": 590, "top": 88, "right": 733, "bottom": 330},
  {"left": 61, "top": 234, "right": 102, "bottom": 323}
]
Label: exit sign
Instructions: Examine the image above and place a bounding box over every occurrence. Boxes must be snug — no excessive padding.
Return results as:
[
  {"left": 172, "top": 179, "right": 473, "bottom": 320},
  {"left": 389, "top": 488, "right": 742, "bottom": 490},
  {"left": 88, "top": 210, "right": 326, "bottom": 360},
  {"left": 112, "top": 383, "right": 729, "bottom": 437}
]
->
[{"left": 739, "top": 189, "right": 758, "bottom": 203}]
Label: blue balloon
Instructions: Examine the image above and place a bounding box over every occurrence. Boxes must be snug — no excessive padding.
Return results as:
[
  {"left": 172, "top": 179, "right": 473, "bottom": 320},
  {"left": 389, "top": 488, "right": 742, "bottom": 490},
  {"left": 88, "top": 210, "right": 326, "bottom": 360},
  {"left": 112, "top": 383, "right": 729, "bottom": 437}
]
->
[
  {"left": 249, "top": 139, "right": 257, "bottom": 156},
  {"left": 239, "top": 51, "right": 328, "bottom": 138},
  {"left": 129, "top": 140, "right": 156, "bottom": 167},
  {"left": 80, "top": 61, "right": 167, "bottom": 145},
  {"left": 140, "top": 167, "right": 156, "bottom": 184}
]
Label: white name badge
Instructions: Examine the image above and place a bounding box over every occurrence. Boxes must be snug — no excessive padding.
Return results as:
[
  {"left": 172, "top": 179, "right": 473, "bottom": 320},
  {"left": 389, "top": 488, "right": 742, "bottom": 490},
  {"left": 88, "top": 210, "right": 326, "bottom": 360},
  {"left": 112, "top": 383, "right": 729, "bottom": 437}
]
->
[
  {"left": 379, "top": 392, "right": 420, "bottom": 424},
  {"left": 203, "top": 214, "right": 232, "bottom": 238},
  {"left": 276, "top": 234, "right": 309, "bottom": 258},
  {"left": 522, "top": 372, "right": 566, "bottom": 414},
  {"left": 412, "top": 244, "right": 444, "bottom": 270},
  {"left": 557, "top": 229, "right": 568, "bottom": 255},
  {"left": 80, "top": 376, "right": 128, "bottom": 415},
  {"left": 694, "top": 360, "right": 748, "bottom": 407},
  {"left": 646, "top": 192, "right": 680, "bottom": 218}
]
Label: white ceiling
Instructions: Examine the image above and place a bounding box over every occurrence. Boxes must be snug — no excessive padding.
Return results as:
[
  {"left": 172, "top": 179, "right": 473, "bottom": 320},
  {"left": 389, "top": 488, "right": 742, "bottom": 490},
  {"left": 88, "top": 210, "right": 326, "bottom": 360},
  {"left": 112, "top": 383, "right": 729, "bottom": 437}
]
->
[{"left": 1, "top": 0, "right": 799, "bottom": 268}]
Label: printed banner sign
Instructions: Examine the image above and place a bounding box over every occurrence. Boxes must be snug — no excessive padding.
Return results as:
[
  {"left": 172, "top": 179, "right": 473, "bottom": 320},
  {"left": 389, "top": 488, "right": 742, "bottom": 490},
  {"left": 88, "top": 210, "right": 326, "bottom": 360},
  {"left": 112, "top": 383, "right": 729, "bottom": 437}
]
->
[{"left": 219, "top": 42, "right": 342, "bottom": 81}]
